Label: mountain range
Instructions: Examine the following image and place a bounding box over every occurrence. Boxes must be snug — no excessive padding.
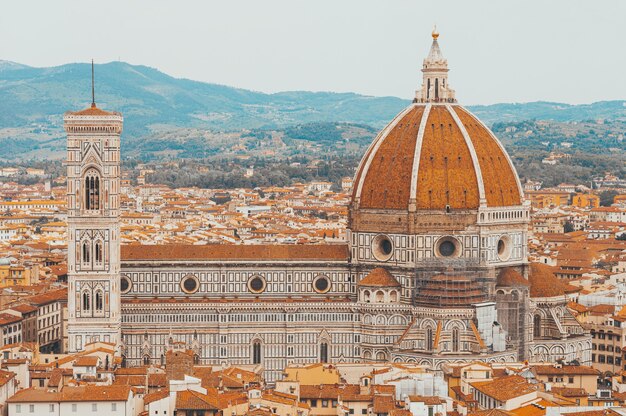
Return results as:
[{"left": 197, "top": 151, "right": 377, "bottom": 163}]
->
[{"left": 0, "top": 59, "right": 625, "bottom": 160}]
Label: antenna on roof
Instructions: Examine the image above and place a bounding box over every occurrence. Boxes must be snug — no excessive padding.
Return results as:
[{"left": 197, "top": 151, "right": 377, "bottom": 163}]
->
[{"left": 91, "top": 59, "right": 96, "bottom": 108}]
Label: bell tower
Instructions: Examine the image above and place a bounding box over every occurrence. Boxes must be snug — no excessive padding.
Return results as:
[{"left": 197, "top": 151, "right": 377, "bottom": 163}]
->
[
  {"left": 65, "top": 62, "right": 123, "bottom": 352},
  {"left": 415, "top": 27, "right": 456, "bottom": 103}
]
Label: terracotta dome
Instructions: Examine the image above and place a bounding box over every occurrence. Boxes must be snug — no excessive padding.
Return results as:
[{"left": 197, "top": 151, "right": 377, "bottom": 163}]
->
[{"left": 351, "top": 104, "right": 522, "bottom": 211}]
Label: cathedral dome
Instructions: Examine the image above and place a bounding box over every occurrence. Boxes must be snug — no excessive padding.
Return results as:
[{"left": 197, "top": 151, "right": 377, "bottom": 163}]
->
[{"left": 351, "top": 104, "right": 522, "bottom": 211}]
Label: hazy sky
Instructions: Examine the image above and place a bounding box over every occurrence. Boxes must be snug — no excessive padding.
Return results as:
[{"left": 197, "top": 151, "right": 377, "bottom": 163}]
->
[{"left": 2, "top": 0, "right": 624, "bottom": 105}]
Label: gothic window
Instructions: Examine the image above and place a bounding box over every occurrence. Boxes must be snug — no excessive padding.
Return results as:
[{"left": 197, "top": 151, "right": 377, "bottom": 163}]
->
[
  {"left": 94, "top": 241, "right": 103, "bottom": 265},
  {"left": 320, "top": 342, "right": 328, "bottom": 363},
  {"left": 452, "top": 329, "right": 460, "bottom": 352},
  {"left": 194, "top": 354, "right": 200, "bottom": 365},
  {"left": 95, "top": 290, "right": 104, "bottom": 312},
  {"left": 534, "top": 315, "right": 542, "bottom": 338},
  {"left": 143, "top": 355, "right": 150, "bottom": 366},
  {"left": 426, "top": 328, "right": 434, "bottom": 351},
  {"left": 252, "top": 341, "right": 261, "bottom": 364},
  {"left": 82, "top": 291, "right": 91, "bottom": 312},
  {"left": 82, "top": 241, "right": 91, "bottom": 264},
  {"left": 84, "top": 169, "right": 101, "bottom": 211}
]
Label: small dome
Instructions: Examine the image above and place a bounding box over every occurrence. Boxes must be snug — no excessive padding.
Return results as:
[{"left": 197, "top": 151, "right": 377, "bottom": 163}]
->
[
  {"left": 415, "top": 273, "right": 487, "bottom": 308},
  {"left": 528, "top": 263, "right": 579, "bottom": 298},
  {"left": 497, "top": 268, "right": 529, "bottom": 287},
  {"left": 358, "top": 268, "right": 400, "bottom": 287},
  {"left": 352, "top": 104, "right": 522, "bottom": 212}
]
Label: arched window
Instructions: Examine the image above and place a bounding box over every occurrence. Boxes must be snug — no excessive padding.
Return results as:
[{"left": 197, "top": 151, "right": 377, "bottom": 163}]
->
[
  {"left": 375, "top": 291, "right": 384, "bottom": 303},
  {"left": 363, "top": 290, "right": 371, "bottom": 303},
  {"left": 320, "top": 342, "right": 328, "bottom": 363},
  {"left": 95, "top": 290, "right": 103, "bottom": 312},
  {"left": 534, "top": 315, "right": 542, "bottom": 338},
  {"left": 426, "top": 328, "right": 434, "bottom": 351},
  {"left": 452, "top": 329, "right": 460, "bottom": 352},
  {"left": 435, "top": 78, "right": 439, "bottom": 100},
  {"left": 82, "top": 291, "right": 91, "bottom": 311},
  {"left": 84, "top": 169, "right": 101, "bottom": 210},
  {"left": 143, "top": 355, "right": 150, "bottom": 366},
  {"left": 194, "top": 354, "right": 200, "bottom": 365},
  {"left": 94, "top": 241, "right": 103, "bottom": 265},
  {"left": 82, "top": 241, "right": 90, "bottom": 264},
  {"left": 252, "top": 341, "right": 261, "bottom": 364},
  {"left": 389, "top": 291, "right": 398, "bottom": 302}
]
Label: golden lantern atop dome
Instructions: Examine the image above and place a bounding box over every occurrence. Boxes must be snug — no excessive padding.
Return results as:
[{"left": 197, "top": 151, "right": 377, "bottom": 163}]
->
[{"left": 432, "top": 25, "right": 439, "bottom": 39}]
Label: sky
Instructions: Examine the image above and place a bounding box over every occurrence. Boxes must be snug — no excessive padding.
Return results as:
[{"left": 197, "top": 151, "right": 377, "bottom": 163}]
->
[{"left": 1, "top": 0, "right": 625, "bottom": 105}]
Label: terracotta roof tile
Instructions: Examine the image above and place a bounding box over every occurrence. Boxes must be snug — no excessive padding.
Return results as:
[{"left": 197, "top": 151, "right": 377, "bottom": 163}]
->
[
  {"left": 470, "top": 375, "right": 535, "bottom": 402},
  {"left": 121, "top": 244, "right": 348, "bottom": 261},
  {"left": 358, "top": 268, "right": 400, "bottom": 287},
  {"left": 354, "top": 104, "right": 521, "bottom": 210},
  {"left": 497, "top": 268, "right": 529, "bottom": 287}
]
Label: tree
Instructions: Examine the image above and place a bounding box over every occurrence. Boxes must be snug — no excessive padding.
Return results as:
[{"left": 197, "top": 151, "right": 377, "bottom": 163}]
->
[{"left": 599, "top": 190, "right": 618, "bottom": 207}]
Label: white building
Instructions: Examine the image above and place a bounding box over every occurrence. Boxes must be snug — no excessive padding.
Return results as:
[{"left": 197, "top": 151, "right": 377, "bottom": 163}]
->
[{"left": 6, "top": 385, "right": 135, "bottom": 416}]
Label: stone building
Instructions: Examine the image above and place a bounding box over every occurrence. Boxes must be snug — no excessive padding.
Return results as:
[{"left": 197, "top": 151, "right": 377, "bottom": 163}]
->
[{"left": 65, "top": 31, "right": 591, "bottom": 381}]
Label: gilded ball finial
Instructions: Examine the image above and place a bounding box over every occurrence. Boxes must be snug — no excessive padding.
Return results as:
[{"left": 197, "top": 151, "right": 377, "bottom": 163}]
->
[{"left": 432, "top": 25, "right": 439, "bottom": 39}]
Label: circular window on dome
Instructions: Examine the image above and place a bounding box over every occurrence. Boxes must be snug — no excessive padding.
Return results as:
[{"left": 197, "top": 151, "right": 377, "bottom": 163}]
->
[
  {"left": 248, "top": 275, "right": 266, "bottom": 294},
  {"left": 436, "top": 237, "right": 460, "bottom": 258},
  {"left": 120, "top": 275, "right": 132, "bottom": 294},
  {"left": 313, "top": 275, "right": 331, "bottom": 294},
  {"left": 372, "top": 234, "right": 393, "bottom": 261},
  {"left": 497, "top": 235, "right": 512, "bottom": 261},
  {"left": 181, "top": 275, "right": 199, "bottom": 294}
]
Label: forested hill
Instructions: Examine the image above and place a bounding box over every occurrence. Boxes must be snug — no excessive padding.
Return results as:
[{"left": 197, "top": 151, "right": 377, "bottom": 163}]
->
[{"left": 1, "top": 59, "right": 625, "bottom": 135}]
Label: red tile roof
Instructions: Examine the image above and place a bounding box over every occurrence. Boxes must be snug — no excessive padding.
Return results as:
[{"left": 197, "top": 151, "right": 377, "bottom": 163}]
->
[
  {"left": 121, "top": 244, "right": 349, "bottom": 261},
  {"left": 471, "top": 375, "right": 536, "bottom": 402},
  {"left": 358, "top": 268, "right": 401, "bottom": 287}
]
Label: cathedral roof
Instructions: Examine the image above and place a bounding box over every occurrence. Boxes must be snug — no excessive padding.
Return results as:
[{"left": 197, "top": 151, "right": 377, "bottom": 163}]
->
[
  {"left": 358, "top": 268, "right": 401, "bottom": 287},
  {"left": 121, "top": 244, "right": 349, "bottom": 261},
  {"left": 351, "top": 104, "right": 522, "bottom": 211},
  {"left": 528, "top": 263, "right": 578, "bottom": 298},
  {"left": 496, "top": 268, "right": 529, "bottom": 287}
]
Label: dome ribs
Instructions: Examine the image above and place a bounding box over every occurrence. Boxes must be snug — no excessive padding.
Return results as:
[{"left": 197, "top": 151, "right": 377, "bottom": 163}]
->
[
  {"left": 415, "top": 106, "right": 479, "bottom": 210},
  {"left": 353, "top": 104, "right": 520, "bottom": 213},
  {"left": 453, "top": 107, "right": 522, "bottom": 207},
  {"left": 359, "top": 106, "right": 424, "bottom": 209}
]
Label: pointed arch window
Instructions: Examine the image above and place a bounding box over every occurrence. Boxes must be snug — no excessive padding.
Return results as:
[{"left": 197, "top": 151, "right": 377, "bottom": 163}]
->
[
  {"left": 82, "top": 241, "right": 91, "bottom": 264},
  {"left": 95, "top": 290, "right": 104, "bottom": 312},
  {"left": 82, "top": 291, "right": 91, "bottom": 312},
  {"left": 320, "top": 342, "right": 328, "bottom": 363},
  {"left": 94, "top": 241, "right": 103, "bottom": 265},
  {"left": 252, "top": 341, "right": 261, "bottom": 364},
  {"left": 426, "top": 328, "right": 434, "bottom": 351},
  {"left": 534, "top": 315, "right": 542, "bottom": 338},
  {"left": 452, "top": 329, "right": 460, "bottom": 352},
  {"left": 84, "top": 169, "right": 101, "bottom": 211},
  {"left": 143, "top": 355, "right": 150, "bottom": 366}
]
